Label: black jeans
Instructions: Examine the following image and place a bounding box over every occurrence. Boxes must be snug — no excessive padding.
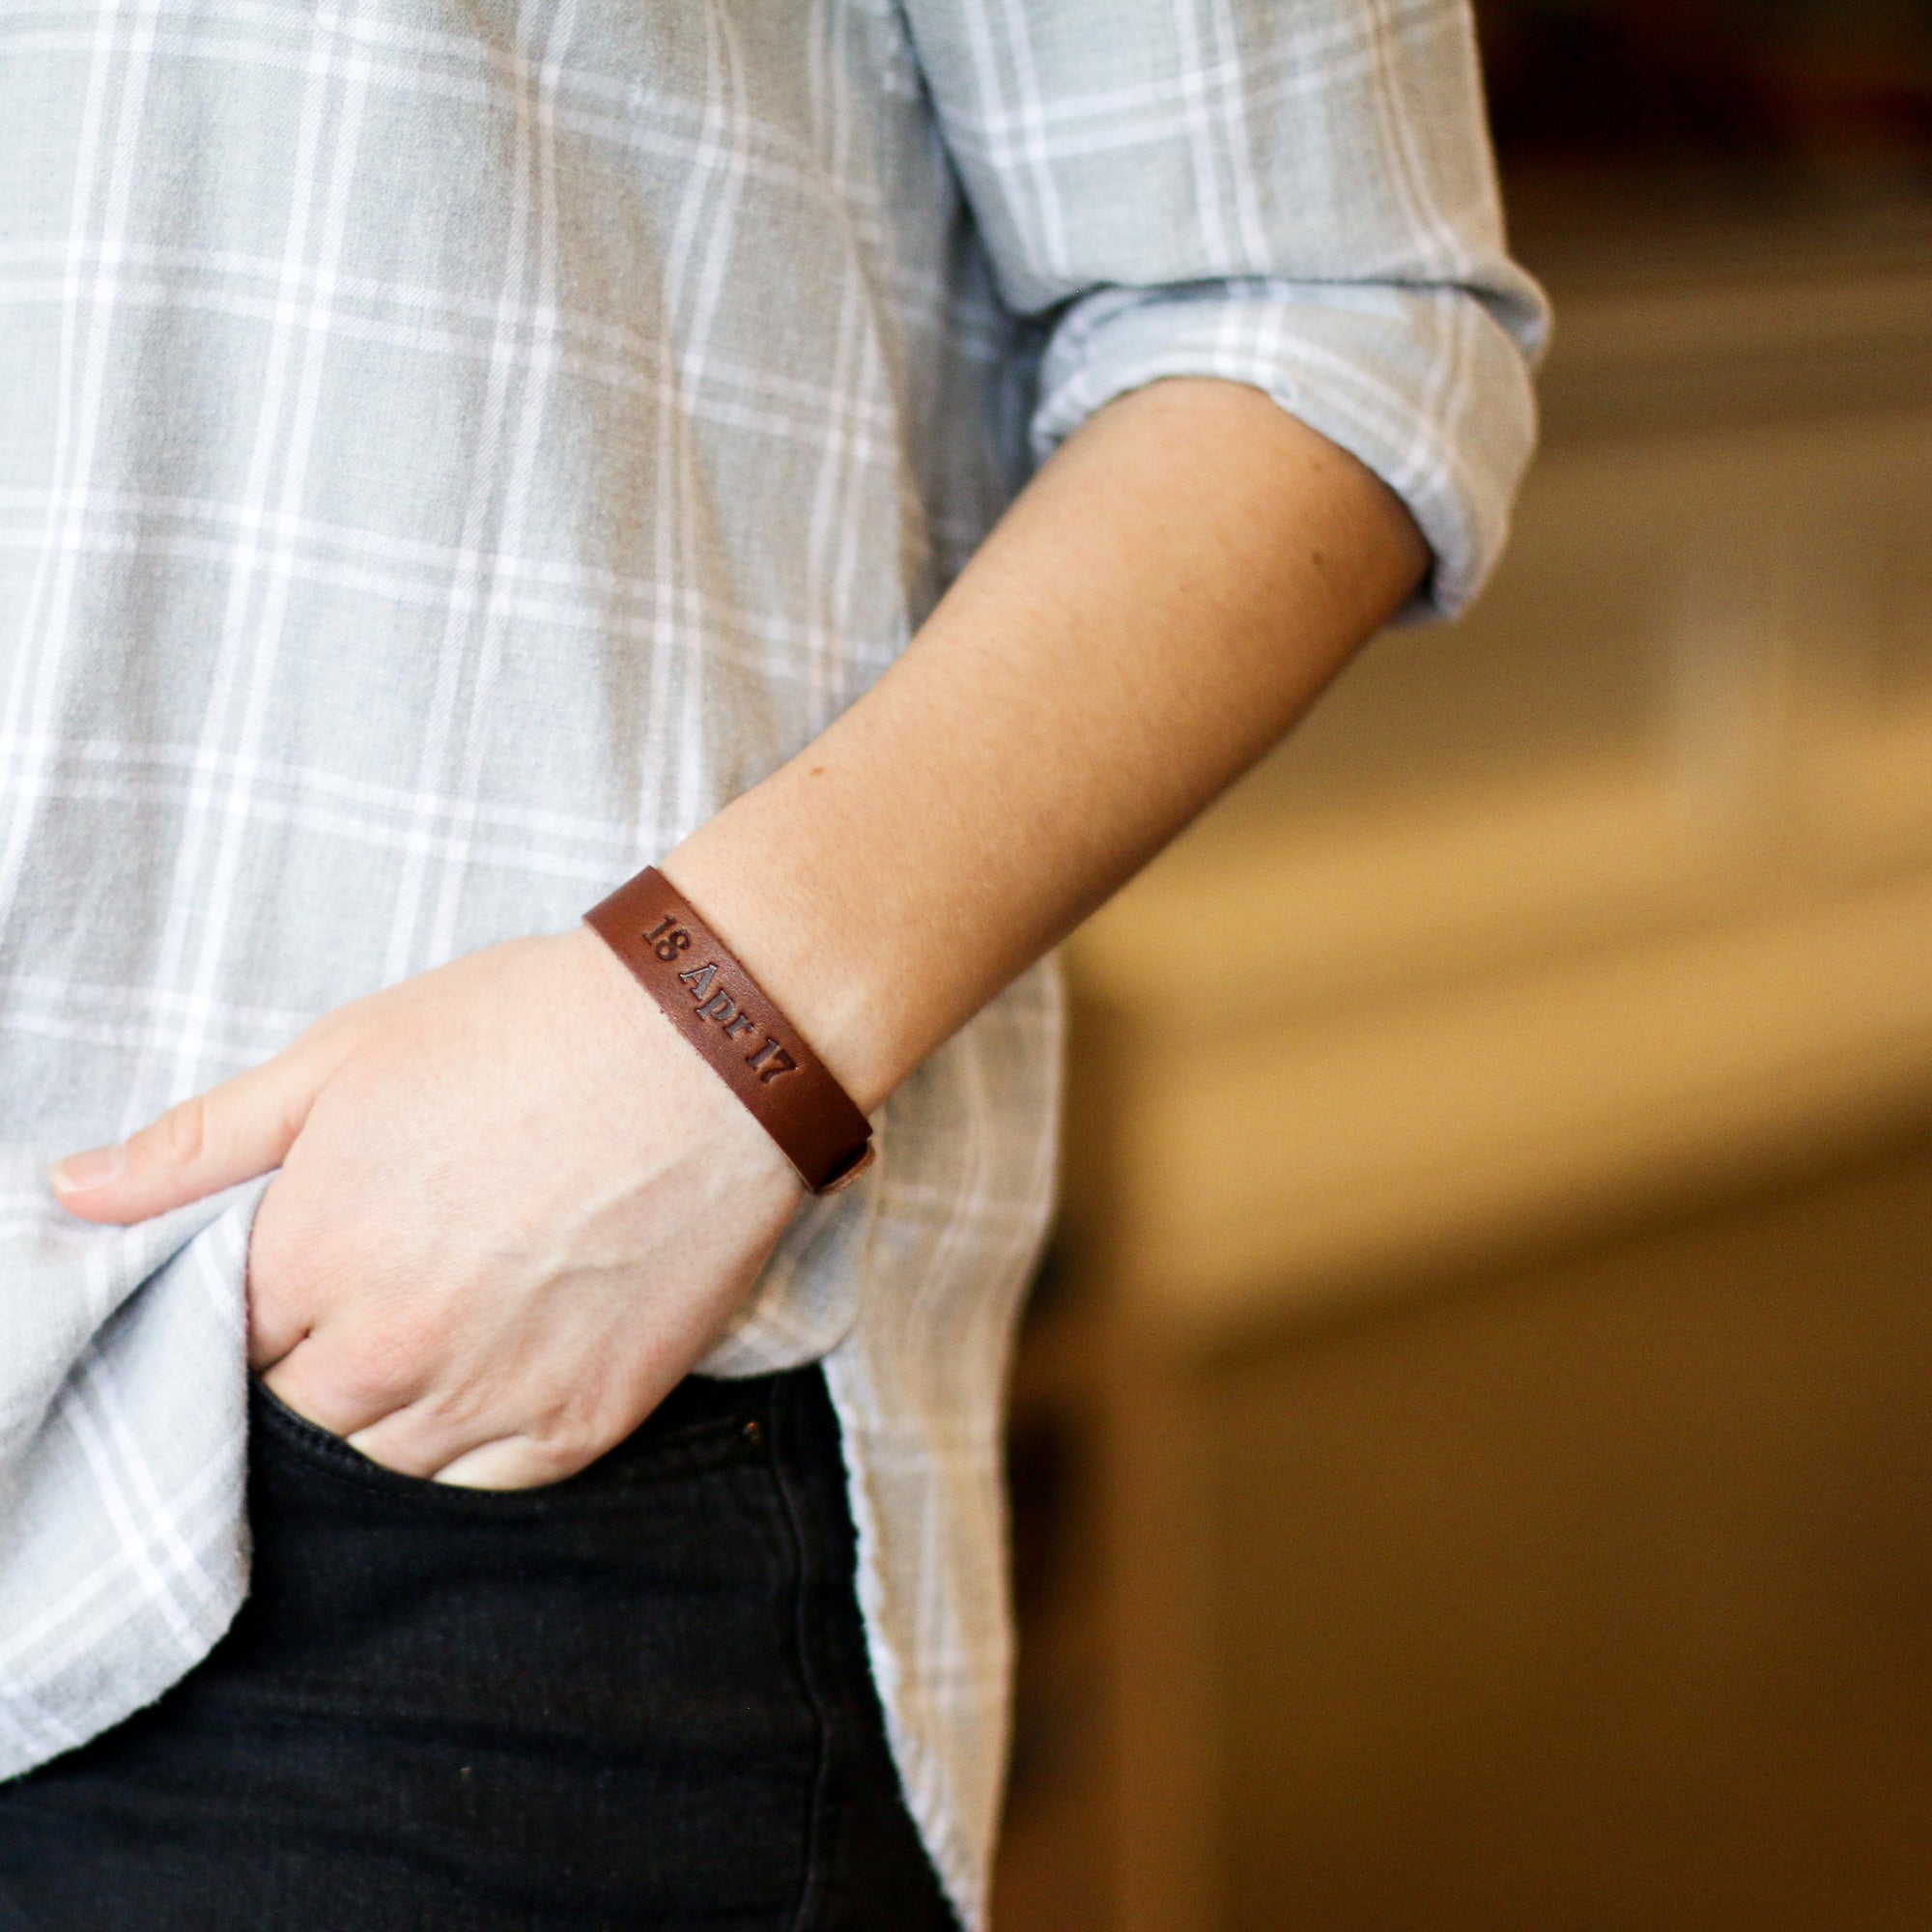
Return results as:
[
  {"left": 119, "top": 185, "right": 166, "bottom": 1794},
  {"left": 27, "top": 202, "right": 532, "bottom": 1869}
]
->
[{"left": 0, "top": 1366, "right": 956, "bottom": 1932}]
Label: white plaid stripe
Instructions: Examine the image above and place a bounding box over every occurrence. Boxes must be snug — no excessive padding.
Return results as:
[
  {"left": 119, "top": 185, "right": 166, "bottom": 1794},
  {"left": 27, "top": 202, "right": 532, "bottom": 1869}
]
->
[{"left": 0, "top": 2, "right": 1542, "bottom": 1921}]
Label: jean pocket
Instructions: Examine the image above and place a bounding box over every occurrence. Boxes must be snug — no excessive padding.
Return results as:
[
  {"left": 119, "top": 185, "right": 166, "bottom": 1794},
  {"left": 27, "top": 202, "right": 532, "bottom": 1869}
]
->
[{"left": 246, "top": 1373, "right": 771, "bottom": 1515}]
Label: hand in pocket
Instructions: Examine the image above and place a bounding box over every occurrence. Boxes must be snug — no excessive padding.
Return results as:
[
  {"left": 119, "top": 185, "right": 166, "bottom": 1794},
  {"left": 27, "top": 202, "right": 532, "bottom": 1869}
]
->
[{"left": 54, "top": 929, "right": 801, "bottom": 1489}]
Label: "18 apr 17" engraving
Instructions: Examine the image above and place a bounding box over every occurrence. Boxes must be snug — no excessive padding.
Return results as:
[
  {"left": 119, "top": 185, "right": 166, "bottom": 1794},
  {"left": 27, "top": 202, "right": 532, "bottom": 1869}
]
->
[{"left": 640, "top": 914, "right": 800, "bottom": 1082}]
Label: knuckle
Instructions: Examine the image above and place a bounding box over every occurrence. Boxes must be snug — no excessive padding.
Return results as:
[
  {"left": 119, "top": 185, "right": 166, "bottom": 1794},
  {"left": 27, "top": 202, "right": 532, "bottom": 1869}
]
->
[
  {"left": 137, "top": 1094, "right": 209, "bottom": 1172},
  {"left": 247, "top": 1214, "right": 354, "bottom": 1330},
  {"left": 245, "top": 1201, "right": 308, "bottom": 1293},
  {"left": 523, "top": 1428, "right": 602, "bottom": 1484},
  {"left": 523, "top": 1395, "right": 618, "bottom": 1482},
  {"left": 329, "top": 1356, "right": 402, "bottom": 1414},
  {"left": 334, "top": 1312, "right": 441, "bottom": 1408}
]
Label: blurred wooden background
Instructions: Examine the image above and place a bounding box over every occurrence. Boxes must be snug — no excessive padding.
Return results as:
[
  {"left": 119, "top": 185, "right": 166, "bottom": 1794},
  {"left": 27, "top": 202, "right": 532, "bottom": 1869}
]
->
[{"left": 991, "top": 156, "right": 1932, "bottom": 1932}]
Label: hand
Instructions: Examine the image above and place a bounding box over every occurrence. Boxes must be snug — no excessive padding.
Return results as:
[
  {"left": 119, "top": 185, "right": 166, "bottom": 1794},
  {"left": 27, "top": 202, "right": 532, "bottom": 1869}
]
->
[{"left": 51, "top": 928, "right": 804, "bottom": 1488}]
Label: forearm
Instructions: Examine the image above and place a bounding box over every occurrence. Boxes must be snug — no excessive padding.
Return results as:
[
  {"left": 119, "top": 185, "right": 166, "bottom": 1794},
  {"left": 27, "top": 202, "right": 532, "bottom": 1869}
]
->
[
  {"left": 46, "top": 379, "right": 1431, "bottom": 1487},
  {"left": 664, "top": 377, "right": 1429, "bottom": 1112}
]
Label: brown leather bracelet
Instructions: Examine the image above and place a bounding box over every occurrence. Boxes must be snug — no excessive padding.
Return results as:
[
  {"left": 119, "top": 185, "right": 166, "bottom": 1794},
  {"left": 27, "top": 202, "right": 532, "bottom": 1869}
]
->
[{"left": 583, "top": 867, "right": 875, "bottom": 1195}]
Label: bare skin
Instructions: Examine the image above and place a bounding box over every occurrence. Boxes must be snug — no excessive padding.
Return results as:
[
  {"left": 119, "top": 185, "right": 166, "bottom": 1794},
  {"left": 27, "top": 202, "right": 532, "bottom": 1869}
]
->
[{"left": 51, "top": 377, "right": 1428, "bottom": 1489}]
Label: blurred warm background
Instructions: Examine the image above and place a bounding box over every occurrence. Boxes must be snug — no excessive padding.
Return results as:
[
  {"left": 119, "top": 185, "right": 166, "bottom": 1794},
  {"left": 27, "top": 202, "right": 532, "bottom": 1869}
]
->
[{"left": 992, "top": 4, "right": 1932, "bottom": 1927}]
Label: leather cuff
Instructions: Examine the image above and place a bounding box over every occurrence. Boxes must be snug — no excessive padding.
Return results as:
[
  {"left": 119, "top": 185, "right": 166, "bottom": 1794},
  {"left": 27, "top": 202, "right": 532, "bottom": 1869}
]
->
[{"left": 584, "top": 868, "right": 875, "bottom": 1195}]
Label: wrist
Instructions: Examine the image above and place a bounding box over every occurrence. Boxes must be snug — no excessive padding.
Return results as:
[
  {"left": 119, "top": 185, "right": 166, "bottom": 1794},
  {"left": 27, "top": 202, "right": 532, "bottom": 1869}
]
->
[
  {"left": 582, "top": 864, "right": 882, "bottom": 1191},
  {"left": 655, "top": 824, "right": 913, "bottom": 1119}
]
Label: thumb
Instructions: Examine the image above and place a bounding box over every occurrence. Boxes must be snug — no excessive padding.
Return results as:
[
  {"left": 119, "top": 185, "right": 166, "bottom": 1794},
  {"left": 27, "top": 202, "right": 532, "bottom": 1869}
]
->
[{"left": 51, "top": 1038, "right": 339, "bottom": 1225}]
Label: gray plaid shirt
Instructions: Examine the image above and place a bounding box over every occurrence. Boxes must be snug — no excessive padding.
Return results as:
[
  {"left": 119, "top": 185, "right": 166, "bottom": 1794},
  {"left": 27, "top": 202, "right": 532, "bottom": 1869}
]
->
[{"left": 0, "top": 0, "right": 1544, "bottom": 1918}]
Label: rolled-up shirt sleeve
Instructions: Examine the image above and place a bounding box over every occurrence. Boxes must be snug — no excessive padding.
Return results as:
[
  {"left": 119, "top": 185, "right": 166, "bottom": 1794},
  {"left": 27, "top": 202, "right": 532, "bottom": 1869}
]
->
[{"left": 900, "top": 0, "right": 1549, "bottom": 618}]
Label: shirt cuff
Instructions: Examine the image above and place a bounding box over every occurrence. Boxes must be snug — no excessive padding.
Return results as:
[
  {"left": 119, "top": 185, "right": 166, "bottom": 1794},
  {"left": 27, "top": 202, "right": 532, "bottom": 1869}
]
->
[{"left": 1030, "top": 277, "right": 1545, "bottom": 622}]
